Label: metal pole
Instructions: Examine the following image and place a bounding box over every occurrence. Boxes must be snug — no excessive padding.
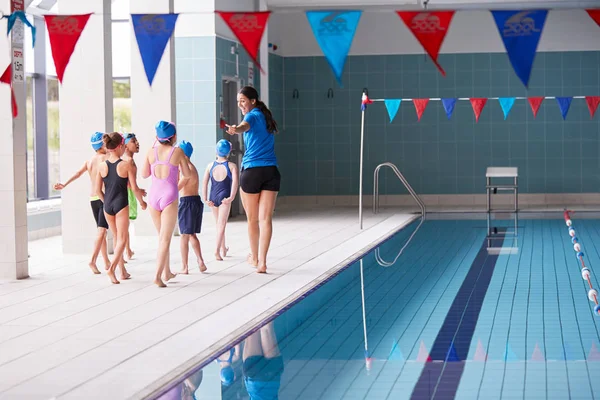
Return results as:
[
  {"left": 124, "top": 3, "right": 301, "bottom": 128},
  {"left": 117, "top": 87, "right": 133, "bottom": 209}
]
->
[{"left": 359, "top": 109, "right": 365, "bottom": 229}]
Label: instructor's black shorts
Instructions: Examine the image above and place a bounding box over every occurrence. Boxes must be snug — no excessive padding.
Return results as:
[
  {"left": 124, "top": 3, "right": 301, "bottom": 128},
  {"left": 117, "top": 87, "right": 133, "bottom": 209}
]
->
[
  {"left": 90, "top": 199, "right": 109, "bottom": 229},
  {"left": 240, "top": 166, "right": 281, "bottom": 194}
]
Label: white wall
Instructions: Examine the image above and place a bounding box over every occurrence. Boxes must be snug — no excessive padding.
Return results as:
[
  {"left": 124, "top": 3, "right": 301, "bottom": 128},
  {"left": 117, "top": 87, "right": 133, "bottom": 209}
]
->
[
  {"left": 174, "top": 0, "right": 216, "bottom": 37},
  {"left": 270, "top": 9, "right": 600, "bottom": 57}
]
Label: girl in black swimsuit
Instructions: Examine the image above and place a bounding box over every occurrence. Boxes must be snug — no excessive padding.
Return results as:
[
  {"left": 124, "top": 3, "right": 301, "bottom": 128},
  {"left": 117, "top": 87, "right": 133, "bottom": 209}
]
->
[{"left": 95, "top": 132, "right": 146, "bottom": 285}]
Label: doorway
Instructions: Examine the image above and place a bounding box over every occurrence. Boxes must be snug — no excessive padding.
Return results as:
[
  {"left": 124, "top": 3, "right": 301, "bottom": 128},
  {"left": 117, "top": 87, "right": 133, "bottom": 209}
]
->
[{"left": 222, "top": 78, "right": 243, "bottom": 218}]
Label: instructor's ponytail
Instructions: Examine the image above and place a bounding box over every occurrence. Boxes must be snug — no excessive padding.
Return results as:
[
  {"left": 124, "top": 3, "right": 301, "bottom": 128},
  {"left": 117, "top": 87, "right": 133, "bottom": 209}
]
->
[{"left": 239, "top": 86, "right": 278, "bottom": 134}]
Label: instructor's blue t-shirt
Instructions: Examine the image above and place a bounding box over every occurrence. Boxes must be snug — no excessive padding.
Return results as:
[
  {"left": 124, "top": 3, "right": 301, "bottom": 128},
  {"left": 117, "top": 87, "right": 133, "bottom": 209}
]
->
[{"left": 242, "top": 108, "right": 277, "bottom": 170}]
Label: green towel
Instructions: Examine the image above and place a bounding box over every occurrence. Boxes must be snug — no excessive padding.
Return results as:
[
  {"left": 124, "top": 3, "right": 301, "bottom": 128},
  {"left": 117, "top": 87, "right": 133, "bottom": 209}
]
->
[{"left": 128, "top": 188, "right": 137, "bottom": 220}]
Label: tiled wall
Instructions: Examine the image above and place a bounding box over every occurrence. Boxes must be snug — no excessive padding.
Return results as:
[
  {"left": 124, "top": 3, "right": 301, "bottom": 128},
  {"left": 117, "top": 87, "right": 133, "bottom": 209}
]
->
[{"left": 276, "top": 52, "right": 600, "bottom": 196}]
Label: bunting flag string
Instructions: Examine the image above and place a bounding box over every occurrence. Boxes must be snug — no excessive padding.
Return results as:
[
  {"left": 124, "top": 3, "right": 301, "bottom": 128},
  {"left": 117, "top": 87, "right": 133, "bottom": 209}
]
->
[
  {"left": 3, "top": 11, "right": 36, "bottom": 47},
  {"left": 442, "top": 98, "right": 457, "bottom": 120},
  {"left": 413, "top": 98, "right": 429, "bottom": 121},
  {"left": 396, "top": 11, "right": 455, "bottom": 76},
  {"left": 384, "top": 99, "right": 401, "bottom": 122},
  {"left": 0, "top": 65, "right": 18, "bottom": 118},
  {"left": 306, "top": 10, "right": 362, "bottom": 86},
  {"left": 528, "top": 96, "right": 544, "bottom": 118},
  {"left": 217, "top": 11, "right": 270, "bottom": 73},
  {"left": 491, "top": 10, "right": 548, "bottom": 88},
  {"left": 498, "top": 97, "right": 515, "bottom": 120},
  {"left": 131, "top": 14, "right": 179, "bottom": 86},
  {"left": 44, "top": 14, "right": 92, "bottom": 83},
  {"left": 470, "top": 98, "right": 487, "bottom": 122},
  {"left": 556, "top": 97, "right": 572, "bottom": 120},
  {"left": 587, "top": 9, "right": 600, "bottom": 27},
  {"left": 585, "top": 96, "right": 600, "bottom": 119}
]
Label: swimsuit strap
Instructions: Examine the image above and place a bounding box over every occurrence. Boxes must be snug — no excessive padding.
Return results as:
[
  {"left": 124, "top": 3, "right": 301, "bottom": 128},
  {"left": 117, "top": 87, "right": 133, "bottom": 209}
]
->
[
  {"left": 166, "top": 146, "right": 176, "bottom": 163},
  {"left": 152, "top": 146, "right": 176, "bottom": 165},
  {"left": 152, "top": 146, "right": 160, "bottom": 165},
  {"left": 224, "top": 161, "right": 232, "bottom": 179},
  {"left": 210, "top": 160, "right": 232, "bottom": 179}
]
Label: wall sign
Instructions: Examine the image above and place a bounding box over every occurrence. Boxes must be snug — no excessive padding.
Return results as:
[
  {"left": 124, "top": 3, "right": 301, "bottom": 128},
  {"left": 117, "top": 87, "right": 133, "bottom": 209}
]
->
[{"left": 12, "top": 49, "right": 24, "bottom": 82}]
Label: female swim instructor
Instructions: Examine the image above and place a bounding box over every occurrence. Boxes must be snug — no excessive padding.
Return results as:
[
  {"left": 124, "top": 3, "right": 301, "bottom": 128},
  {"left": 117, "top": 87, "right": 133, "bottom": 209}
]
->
[{"left": 226, "top": 86, "right": 280, "bottom": 274}]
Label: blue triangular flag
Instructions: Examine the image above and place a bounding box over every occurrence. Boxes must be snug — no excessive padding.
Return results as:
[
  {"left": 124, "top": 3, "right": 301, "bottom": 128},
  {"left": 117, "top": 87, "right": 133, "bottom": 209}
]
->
[
  {"left": 131, "top": 14, "right": 179, "bottom": 86},
  {"left": 442, "top": 98, "right": 457, "bottom": 120},
  {"left": 384, "top": 99, "right": 401, "bottom": 123},
  {"left": 503, "top": 343, "right": 518, "bottom": 361},
  {"left": 556, "top": 97, "right": 572, "bottom": 120},
  {"left": 498, "top": 97, "right": 516, "bottom": 120},
  {"left": 446, "top": 342, "right": 460, "bottom": 362},
  {"left": 5, "top": 11, "right": 36, "bottom": 47},
  {"left": 388, "top": 339, "right": 404, "bottom": 361},
  {"left": 306, "top": 10, "right": 362, "bottom": 86},
  {"left": 491, "top": 10, "right": 548, "bottom": 88}
]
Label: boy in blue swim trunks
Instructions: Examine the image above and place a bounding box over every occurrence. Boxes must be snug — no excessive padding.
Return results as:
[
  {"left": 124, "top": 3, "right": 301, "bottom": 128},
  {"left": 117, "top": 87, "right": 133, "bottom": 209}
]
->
[
  {"left": 202, "top": 139, "right": 239, "bottom": 261},
  {"left": 177, "top": 141, "right": 207, "bottom": 274}
]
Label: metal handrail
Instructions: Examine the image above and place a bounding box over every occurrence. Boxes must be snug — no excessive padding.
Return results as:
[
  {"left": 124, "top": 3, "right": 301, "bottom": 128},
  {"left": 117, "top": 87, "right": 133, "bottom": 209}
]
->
[
  {"left": 373, "top": 162, "right": 426, "bottom": 216},
  {"left": 375, "top": 215, "right": 425, "bottom": 267}
]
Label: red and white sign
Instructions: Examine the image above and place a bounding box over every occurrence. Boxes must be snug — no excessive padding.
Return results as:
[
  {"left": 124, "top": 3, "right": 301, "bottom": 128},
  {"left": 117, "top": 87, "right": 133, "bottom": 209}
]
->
[{"left": 12, "top": 49, "right": 24, "bottom": 83}]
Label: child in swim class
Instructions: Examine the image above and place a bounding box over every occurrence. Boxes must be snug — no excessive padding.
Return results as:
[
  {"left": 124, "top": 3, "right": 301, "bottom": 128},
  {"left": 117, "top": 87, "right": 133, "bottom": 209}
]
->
[{"left": 202, "top": 139, "right": 239, "bottom": 261}]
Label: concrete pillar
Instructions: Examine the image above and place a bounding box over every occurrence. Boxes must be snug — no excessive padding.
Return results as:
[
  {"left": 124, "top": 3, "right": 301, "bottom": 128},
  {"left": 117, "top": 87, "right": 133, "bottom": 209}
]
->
[
  {"left": 0, "top": 0, "right": 29, "bottom": 279},
  {"left": 130, "top": 0, "right": 176, "bottom": 236},
  {"left": 58, "top": 0, "right": 114, "bottom": 254}
]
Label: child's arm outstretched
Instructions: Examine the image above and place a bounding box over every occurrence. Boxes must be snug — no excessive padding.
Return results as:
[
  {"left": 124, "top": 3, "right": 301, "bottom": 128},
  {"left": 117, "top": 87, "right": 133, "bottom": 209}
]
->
[
  {"left": 54, "top": 161, "right": 87, "bottom": 190},
  {"left": 222, "top": 162, "right": 239, "bottom": 205},
  {"left": 202, "top": 163, "right": 214, "bottom": 207}
]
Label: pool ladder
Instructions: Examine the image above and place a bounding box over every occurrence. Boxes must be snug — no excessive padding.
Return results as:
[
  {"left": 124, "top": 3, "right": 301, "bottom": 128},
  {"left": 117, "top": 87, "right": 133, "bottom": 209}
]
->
[{"left": 373, "top": 162, "right": 426, "bottom": 267}]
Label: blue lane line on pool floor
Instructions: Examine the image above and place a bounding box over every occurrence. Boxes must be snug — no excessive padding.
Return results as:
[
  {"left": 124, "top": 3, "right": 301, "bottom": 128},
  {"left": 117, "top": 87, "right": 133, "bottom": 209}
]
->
[{"left": 410, "top": 230, "right": 506, "bottom": 400}]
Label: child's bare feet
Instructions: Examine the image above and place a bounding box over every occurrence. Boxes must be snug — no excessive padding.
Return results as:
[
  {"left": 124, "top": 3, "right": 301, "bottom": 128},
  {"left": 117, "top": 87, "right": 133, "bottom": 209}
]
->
[
  {"left": 126, "top": 250, "right": 135, "bottom": 260},
  {"left": 120, "top": 272, "right": 131, "bottom": 280},
  {"left": 180, "top": 267, "right": 189, "bottom": 275},
  {"left": 104, "top": 262, "right": 111, "bottom": 271},
  {"left": 89, "top": 263, "right": 101, "bottom": 275},
  {"left": 164, "top": 271, "right": 177, "bottom": 281},
  {"left": 215, "top": 252, "right": 223, "bottom": 261},
  {"left": 154, "top": 278, "right": 166, "bottom": 288},
  {"left": 222, "top": 247, "right": 229, "bottom": 258},
  {"left": 256, "top": 265, "right": 267, "bottom": 274},
  {"left": 247, "top": 254, "right": 258, "bottom": 267},
  {"left": 107, "top": 270, "right": 120, "bottom": 284},
  {"left": 199, "top": 260, "right": 207, "bottom": 273}
]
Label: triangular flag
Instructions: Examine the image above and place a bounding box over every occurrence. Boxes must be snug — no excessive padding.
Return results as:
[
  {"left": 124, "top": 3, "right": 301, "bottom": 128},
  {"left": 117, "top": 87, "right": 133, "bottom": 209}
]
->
[
  {"left": 396, "top": 11, "right": 455, "bottom": 76},
  {"left": 413, "top": 98, "right": 429, "bottom": 121},
  {"left": 470, "top": 98, "right": 487, "bottom": 122},
  {"left": 531, "top": 343, "right": 545, "bottom": 361},
  {"left": 384, "top": 99, "right": 401, "bottom": 122},
  {"left": 585, "top": 96, "right": 600, "bottom": 119},
  {"left": 556, "top": 97, "right": 572, "bottom": 120},
  {"left": 473, "top": 339, "right": 488, "bottom": 361},
  {"left": 442, "top": 98, "right": 457, "bottom": 120},
  {"left": 528, "top": 96, "right": 544, "bottom": 118},
  {"left": 587, "top": 9, "right": 600, "bottom": 27},
  {"left": 446, "top": 342, "right": 460, "bottom": 362},
  {"left": 0, "top": 65, "right": 17, "bottom": 118},
  {"left": 306, "top": 10, "right": 362, "bottom": 85},
  {"left": 217, "top": 11, "right": 270, "bottom": 73},
  {"left": 589, "top": 342, "right": 600, "bottom": 361},
  {"left": 131, "top": 14, "right": 179, "bottom": 86},
  {"left": 388, "top": 339, "right": 404, "bottom": 361},
  {"left": 44, "top": 14, "right": 92, "bottom": 83},
  {"left": 416, "top": 340, "right": 432, "bottom": 362},
  {"left": 5, "top": 11, "right": 36, "bottom": 47},
  {"left": 503, "top": 343, "right": 518, "bottom": 361},
  {"left": 491, "top": 10, "right": 548, "bottom": 88},
  {"left": 498, "top": 97, "right": 515, "bottom": 120}
]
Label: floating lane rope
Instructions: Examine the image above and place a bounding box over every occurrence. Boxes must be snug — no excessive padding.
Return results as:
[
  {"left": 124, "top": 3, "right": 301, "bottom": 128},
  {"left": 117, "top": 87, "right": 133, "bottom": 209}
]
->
[{"left": 564, "top": 210, "right": 600, "bottom": 316}]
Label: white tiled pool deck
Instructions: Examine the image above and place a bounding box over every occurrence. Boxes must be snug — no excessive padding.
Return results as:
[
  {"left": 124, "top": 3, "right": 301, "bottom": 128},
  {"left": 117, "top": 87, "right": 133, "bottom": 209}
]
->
[{"left": 0, "top": 207, "right": 415, "bottom": 400}]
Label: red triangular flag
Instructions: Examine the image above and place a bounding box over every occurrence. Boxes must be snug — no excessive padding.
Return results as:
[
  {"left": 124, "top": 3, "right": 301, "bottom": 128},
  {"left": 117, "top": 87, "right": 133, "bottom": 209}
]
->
[
  {"left": 217, "top": 11, "right": 270, "bottom": 73},
  {"left": 416, "top": 340, "right": 432, "bottom": 362},
  {"left": 0, "top": 65, "right": 18, "bottom": 118},
  {"left": 528, "top": 97, "right": 544, "bottom": 119},
  {"left": 44, "top": 14, "right": 92, "bottom": 83},
  {"left": 587, "top": 9, "right": 600, "bottom": 27},
  {"left": 413, "top": 98, "right": 429, "bottom": 121},
  {"left": 470, "top": 98, "right": 487, "bottom": 122},
  {"left": 585, "top": 96, "right": 600, "bottom": 119},
  {"left": 397, "top": 11, "right": 455, "bottom": 76}
]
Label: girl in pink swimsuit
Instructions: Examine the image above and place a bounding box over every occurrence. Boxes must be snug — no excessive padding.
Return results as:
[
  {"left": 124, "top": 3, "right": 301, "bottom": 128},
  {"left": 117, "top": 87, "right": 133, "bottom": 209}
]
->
[{"left": 141, "top": 121, "right": 192, "bottom": 287}]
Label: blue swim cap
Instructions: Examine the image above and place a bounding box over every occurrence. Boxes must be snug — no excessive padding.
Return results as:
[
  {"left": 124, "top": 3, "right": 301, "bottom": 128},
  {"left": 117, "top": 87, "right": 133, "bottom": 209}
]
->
[
  {"left": 179, "top": 140, "right": 193, "bottom": 158},
  {"left": 220, "top": 366, "right": 234, "bottom": 386},
  {"left": 155, "top": 121, "right": 176, "bottom": 139},
  {"left": 90, "top": 132, "right": 104, "bottom": 151},
  {"left": 216, "top": 139, "right": 231, "bottom": 157},
  {"left": 124, "top": 133, "right": 136, "bottom": 145}
]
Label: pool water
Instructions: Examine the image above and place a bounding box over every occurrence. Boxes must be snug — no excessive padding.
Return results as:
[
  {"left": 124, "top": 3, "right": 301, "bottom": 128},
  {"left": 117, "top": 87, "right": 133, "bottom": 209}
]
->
[{"left": 157, "top": 218, "right": 600, "bottom": 400}]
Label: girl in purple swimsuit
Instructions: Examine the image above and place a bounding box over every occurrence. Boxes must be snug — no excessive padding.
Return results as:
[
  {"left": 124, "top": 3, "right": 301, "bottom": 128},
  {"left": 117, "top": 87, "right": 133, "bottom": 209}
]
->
[{"left": 141, "top": 121, "right": 192, "bottom": 288}]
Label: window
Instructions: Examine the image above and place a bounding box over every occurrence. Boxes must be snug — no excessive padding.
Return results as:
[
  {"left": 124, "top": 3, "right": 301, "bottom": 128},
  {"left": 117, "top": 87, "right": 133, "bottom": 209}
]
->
[
  {"left": 26, "top": 75, "right": 35, "bottom": 200},
  {"left": 114, "top": 79, "right": 131, "bottom": 132},
  {"left": 48, "top": 77, "right": 60, "bottom": 197}
]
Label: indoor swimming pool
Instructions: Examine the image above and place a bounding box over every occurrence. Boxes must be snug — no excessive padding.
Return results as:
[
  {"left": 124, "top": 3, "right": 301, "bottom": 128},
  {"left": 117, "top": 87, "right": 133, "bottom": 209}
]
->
[{"left": 156, "top": 216, "right": 600, "bottom": 400}]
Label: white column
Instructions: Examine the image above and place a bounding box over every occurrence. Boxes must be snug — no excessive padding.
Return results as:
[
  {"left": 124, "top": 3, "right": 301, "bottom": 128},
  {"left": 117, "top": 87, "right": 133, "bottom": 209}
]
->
[
  {"left": 0, "top": 0, "right": 29, "bottom": 279},
  {"left": 130, "top": 0, "right": 176, "bottom": 236},
  {"left": 259, "top": 0, "right": 269, "bottom": 106},
  {"left": 59, "top": 0, "right": 114, "bottom": 254}
]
